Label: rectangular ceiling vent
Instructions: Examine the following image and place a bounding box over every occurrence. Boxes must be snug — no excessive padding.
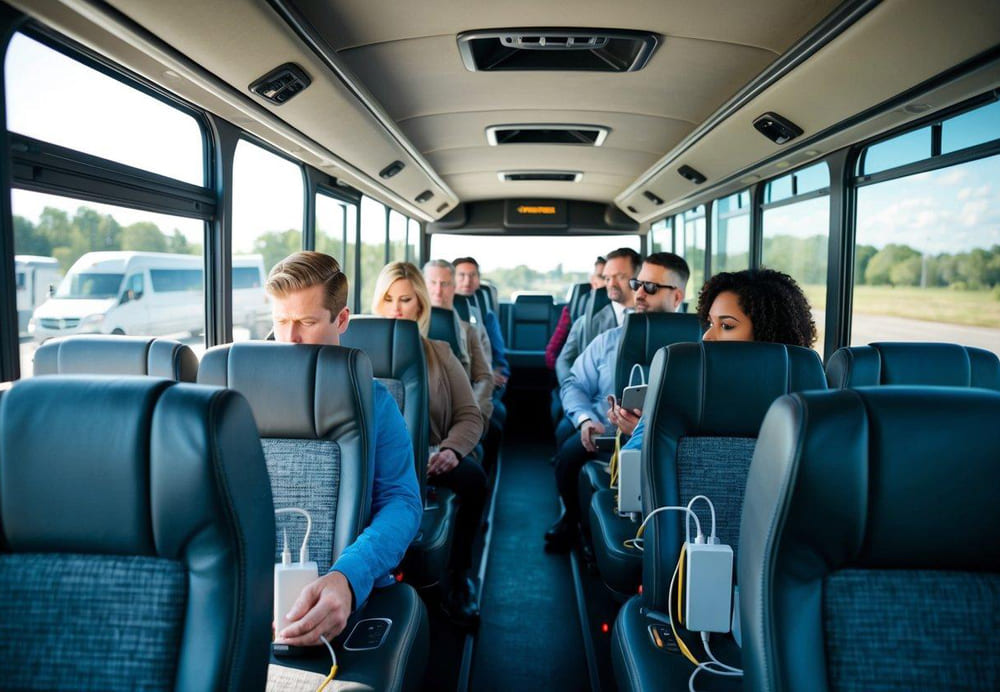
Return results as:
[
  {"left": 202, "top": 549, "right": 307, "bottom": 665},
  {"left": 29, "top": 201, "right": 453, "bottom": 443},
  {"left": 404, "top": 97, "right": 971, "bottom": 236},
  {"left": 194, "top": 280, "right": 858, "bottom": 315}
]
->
[
  {"left": 458, "top": 29, "right": 658, "bottom": 72},
  {"left": 499, "top": 171, "right": 582, "bottom": 182},
  {"left": 487, "top": 124, "right": 609, "bottom": 146}
]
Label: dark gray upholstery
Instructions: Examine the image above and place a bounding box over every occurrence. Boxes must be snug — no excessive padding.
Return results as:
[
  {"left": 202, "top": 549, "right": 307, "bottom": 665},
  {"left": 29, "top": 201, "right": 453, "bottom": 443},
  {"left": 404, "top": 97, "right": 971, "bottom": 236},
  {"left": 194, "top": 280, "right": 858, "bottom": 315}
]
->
[
  {"left": 429, "top": 307, "right": 465, "bottom": 362},
  {"left": 0, "top": 376, "right": 274, "bottom": 691},
  {"left": 568, "top": 282, "right": 591, "bottom": 321},
  {"left": 613, "top": 312, "right": 702, "bottom": 400},
  {"left": 582, "top": 287, "right": 610, "bottom": 342},
  {"left": 507, "top": 294, "right": 555, "bottom": 368},
  {"left": 740, "top": 387, "right": 1000, "bottom": 692},
  {"left": 826, "top": 342, "right": 1000, "bottom": 390},
  {"left": 452, "top": 293, "right": 484, "bottom": 328},
  {"left": 33, "top": 335, "right": 198, "bottom": 381}
]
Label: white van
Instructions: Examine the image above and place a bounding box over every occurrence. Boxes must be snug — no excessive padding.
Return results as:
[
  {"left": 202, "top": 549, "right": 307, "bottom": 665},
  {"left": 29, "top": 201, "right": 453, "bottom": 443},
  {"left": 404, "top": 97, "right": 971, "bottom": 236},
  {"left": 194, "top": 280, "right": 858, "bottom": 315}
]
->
[
  {"left": 15, "top": 255, "right": 61, "bottom": 337},
  {"left": 29, "top": 251, "right": 269, "bottom": 341}
]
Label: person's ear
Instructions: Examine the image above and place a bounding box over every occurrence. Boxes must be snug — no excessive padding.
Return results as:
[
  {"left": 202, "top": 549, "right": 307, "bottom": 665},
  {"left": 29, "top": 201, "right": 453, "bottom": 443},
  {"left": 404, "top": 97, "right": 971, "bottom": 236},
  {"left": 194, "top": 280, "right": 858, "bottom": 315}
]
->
[{"left": 335, "top": 306, "right": 351, "bottom": 334}]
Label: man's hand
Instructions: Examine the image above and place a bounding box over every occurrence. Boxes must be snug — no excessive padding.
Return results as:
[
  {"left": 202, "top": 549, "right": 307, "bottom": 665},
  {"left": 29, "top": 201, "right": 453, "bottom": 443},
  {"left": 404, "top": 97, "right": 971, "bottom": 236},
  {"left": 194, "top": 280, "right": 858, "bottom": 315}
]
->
[
  {"left": 493, "top": 369, "right": 509, "bottom": 387},
  {"left": 580, "top": 419, "right": 606, "bottom": 453},
  {"left": 607, "top": 404, "right": 642, "bottom": 436},
  {"left": 277, "top": 570, "right": 353, "bottom": 645},
  {"left": 428, "top": 448, "right": 460, "bottom": 476}
]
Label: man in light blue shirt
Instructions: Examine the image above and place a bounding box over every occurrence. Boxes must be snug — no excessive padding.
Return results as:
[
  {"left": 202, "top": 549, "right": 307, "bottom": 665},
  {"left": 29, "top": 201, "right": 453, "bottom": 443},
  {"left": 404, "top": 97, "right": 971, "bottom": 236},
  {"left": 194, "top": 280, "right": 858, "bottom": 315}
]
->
[
  {"left": 267, "top": 251, "right": 422, "bottom": 645},
  {"left": 546, "top": 252, "right": 690, "bottom": 552}
]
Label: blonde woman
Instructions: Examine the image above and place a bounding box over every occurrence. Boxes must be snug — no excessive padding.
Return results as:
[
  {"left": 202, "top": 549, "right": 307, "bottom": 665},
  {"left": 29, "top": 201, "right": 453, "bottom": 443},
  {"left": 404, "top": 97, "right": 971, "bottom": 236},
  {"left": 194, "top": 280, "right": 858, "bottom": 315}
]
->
[{"left": 371, "top": 261, "right": 487, "bottom": 628}]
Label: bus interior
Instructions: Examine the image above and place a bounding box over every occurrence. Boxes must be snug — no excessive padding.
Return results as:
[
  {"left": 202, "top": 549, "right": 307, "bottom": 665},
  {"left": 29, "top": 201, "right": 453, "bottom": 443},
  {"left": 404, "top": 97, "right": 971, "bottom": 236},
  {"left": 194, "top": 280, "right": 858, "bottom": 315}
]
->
[{"left": 1, "top": 1, "right": 999, "bottom": 690}]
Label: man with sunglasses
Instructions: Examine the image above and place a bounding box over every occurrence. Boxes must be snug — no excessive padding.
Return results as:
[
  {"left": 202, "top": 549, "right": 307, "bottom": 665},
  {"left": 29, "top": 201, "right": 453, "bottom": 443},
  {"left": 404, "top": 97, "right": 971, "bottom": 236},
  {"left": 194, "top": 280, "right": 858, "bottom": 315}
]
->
[{"left": 545, "top": 252, "right": 690, "bottom": 552}]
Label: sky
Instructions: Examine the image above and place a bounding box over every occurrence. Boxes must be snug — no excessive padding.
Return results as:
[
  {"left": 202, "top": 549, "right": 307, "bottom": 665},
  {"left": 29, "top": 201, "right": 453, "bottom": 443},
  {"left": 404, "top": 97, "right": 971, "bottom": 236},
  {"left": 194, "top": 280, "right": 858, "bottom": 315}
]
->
[{"left": 5, "top": 31, "right": 999, "bottom": 270}]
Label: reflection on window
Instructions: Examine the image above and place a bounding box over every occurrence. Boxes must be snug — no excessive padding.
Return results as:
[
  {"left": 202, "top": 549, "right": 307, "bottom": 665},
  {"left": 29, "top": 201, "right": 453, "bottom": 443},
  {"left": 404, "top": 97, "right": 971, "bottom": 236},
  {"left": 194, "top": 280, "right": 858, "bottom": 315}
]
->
[
  {"left": 677, "top": 206, "right": 706, "bottom": 295},
  {"left": 316, "top": 193, "right": 357, "bottom": 311},
  {"left": 711, "top": 191, "right": 750, "bottom": 275},
  {"left": 359, "top": 197, "right": 387, "bottom": 312},
  {"left": 232, "top": 140, "right": 303, "bottom": 341},
  {"left": 430, "top": 233, "right": 640, "bottom": 301},
  {"left": 4, "top": 33, "right": 204, "bottom": 185},
  {"left": 11, "top": 189, "right": 206, "bottom": 377},
  {"left": 852, "top": 153, "right": 1000, "bottom": 356}
]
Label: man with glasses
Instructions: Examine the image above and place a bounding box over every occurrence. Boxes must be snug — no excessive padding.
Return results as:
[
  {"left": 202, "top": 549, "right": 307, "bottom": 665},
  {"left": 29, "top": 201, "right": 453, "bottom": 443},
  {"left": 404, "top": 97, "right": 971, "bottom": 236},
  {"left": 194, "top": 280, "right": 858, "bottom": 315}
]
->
[{"left": 545, "top": 252, "right": 689, "bottom": 552}]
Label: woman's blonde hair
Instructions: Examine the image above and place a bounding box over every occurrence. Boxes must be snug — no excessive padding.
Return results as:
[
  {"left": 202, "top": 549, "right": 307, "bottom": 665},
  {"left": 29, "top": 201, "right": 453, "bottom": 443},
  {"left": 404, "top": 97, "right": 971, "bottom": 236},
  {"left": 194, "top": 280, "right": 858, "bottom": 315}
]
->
[{"left": 371, "top": 261, "right": 432, "bottom": 336}]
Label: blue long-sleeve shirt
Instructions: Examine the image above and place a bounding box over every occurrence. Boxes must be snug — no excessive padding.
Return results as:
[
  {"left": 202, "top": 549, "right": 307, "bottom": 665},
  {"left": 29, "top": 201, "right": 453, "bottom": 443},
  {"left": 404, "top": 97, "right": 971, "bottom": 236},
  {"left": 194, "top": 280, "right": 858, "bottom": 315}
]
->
[
  {"left": 622, "top": 416, "right": 645, "bottom": 451},
  {"left": 332, "top": 381, "right": 421, "bottom": 608},
  {"left": 482, "top": 311, "right": 510, "bottom": 377},
  {"left": 560, "top": 325, "right": 623, "bottom": 429}
]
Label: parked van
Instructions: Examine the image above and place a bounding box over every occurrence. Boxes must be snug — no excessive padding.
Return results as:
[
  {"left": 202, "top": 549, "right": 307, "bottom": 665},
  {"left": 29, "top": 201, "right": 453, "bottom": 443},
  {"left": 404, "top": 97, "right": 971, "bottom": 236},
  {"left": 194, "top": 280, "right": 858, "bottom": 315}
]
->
[
  {"left": 15, "top": 255, "right": 60, "bottom": 337},
  {"left": 29, "top": 252, "right": 269, "bottom": 341}
]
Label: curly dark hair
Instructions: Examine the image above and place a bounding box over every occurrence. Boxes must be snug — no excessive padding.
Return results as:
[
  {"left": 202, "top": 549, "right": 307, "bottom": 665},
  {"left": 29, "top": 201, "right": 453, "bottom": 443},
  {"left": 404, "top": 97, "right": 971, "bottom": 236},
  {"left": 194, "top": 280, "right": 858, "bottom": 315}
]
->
[{"left": 695, "top": 268, "right": 817, "bottom": 347}]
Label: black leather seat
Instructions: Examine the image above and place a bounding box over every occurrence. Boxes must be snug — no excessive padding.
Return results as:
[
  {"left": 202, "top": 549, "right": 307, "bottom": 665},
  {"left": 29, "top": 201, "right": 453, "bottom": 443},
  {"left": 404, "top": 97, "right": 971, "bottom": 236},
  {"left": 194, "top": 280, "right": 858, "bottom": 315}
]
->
[
  {"left": 826, "top": 341, "right": 1000, "bottom": 390},
  {"left": 568, "top": 282, "right": 591, "bottom": 321},
  {"left": 585, "top": 312, "right": 703, "bottom": 595},
  {"left": 33, "top": 334, "right": 198, "bottom": 381},
  {"left": 506, "top": 294, "right": 555, "bottom": 369},
  {"left": 429, "top": 306, "right": 465, "bottom": 363},
  {"left": 198, "top": 342, "right": 428, "bottom": 691},
  {"left": 0, "top": 376, "right": 273, "bottom": 691},
  {"left": 341, "top": 317, "right": 458, "bottom": 589},
  {"left": 741, "top": 386, "right": 1000, "bottom": 691},
  {"left": 611, "top": 342, "right": 827, "bottom": 691},
  {"left": 452, "top": 293, "right": 485, "bottom": 329},
  {"left": 582, "top": 286, "right": 611, "bottom": 343}
]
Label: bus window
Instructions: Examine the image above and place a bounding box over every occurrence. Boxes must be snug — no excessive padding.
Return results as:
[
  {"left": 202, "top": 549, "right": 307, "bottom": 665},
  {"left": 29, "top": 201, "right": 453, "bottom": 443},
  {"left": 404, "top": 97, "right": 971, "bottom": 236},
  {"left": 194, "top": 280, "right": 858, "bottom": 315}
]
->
[
  {"left": 711, "top": 190, "right": 751, "bottom": 275},
  {"left": 388, "top": 209, "right": 407, "bottom": 263},
  {"left": 359, "top": 196, "right": 387, "bottom": 310},
  {"left": 762, "top": 162, "right": 830, "bottom": 356},
  {"left": 648, "top": 218, "right": 671, "bottom": 254},
  {"left": 678, "top": 206, "right": 706, "bottom": 295},
  {"left": 4, "top": 33, "right": 203, "bottom": 185},
  {"left": 853, "top": 152, "right": 1000, "bottom": 356},
  {"left": 316, "top": 192, "right": 358, "bottom": 312},
  {"left": 407, "top": 218, "right": 420, "bottom": 264},
  {"left": 232, "top": 139, "right": 303, "bottom": 341},
  {"left": 429, "top": 234, "right": 640, "bottom": 302},
  {"left": 12, "top": 189, "right": 206, "bottom": 376}
]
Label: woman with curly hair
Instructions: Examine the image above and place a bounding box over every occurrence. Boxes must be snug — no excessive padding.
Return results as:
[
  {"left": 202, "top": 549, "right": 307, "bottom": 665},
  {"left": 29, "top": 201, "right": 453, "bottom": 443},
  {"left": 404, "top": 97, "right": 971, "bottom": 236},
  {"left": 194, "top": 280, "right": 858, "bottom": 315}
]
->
[{"left": 698, "top": 268, "right": 816, "bottom": 347}]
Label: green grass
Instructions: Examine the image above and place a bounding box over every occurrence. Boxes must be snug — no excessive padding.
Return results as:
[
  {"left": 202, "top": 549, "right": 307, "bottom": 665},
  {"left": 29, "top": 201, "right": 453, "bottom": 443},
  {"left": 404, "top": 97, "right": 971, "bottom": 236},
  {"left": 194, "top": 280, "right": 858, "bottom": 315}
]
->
[{"left": 803, "top": 284, "right": 1000, "bottom": 328}]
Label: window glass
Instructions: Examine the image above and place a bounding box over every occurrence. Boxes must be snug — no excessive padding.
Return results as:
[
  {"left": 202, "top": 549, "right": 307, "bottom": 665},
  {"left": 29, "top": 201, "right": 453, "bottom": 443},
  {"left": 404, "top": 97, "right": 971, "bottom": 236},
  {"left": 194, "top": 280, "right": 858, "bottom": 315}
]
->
[
  {"left": 12, "top": 189, "right": 205, "bottom": 377},
  {"left": 407, "top": 218, "right": 420, "bottom": 264},
  {"left": 766, "top": 162, "right": 828, "bottom": 204},
  {"left": 648, "top": 218, "right": 670, "bottom": 254},
  {"left": 316, "top": 193, "right": 358, "bottom": 311},
  {"left": 359, "top": 197, "right": 388, "bottom": 312},
  {"left": 860, "top": 127, "right": 932, "bottom": 175},
  {"left": 942, "top": 100, "right": 1000, "bottom": 154},
  {"left": 430, "top": 234, "right": 640, "bottom": 302},
  {"left": 852, "top": 153, "right": 1000, "bottom": 356},
  {"left": 762, "top": 195, "right": 829, "bottom": 356},
  {"left": 711, "top": 191, "right": 750, "bottom": 275},
  {"left": 388, "top": 210, "right": 407, "bottom": 263},
  {"left": 232, "top": 140, "right": 303, "bottom": 340},
  {"left": 4, "top": 33, "right": 204, "bottom": 185},
  {"left": 677, "top": 206, "right": 706, "bottom": 296}
]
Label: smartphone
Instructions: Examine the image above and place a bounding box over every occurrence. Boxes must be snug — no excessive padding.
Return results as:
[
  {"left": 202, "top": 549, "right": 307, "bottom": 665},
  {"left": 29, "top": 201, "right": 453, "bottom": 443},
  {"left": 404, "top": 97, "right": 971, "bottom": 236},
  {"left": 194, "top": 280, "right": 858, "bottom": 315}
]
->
[
  {"left": 594, "top": 435, "right": 617, "bottom": 452},
  {"left": 620, "top": 384, "right": 648, "bottom": 412}
]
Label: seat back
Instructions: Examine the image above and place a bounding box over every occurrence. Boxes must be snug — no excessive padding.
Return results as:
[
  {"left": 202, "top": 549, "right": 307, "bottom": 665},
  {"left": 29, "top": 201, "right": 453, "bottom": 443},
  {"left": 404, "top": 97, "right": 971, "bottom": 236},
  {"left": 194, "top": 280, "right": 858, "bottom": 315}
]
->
[
  {"left": 0, "top": 376, "right": 273, "bottom": 691},
  {"left": 826, "top": 342, "right": 1000, "bottom": 390},
  {"left": 341, "top": 317, "right": 430, "bottom": 496},
  {"left": 198, "top": 342, "right": 374, "bottom": 573},
  {"left": 474, "top": 286, "right": 493, "bottom": 317},
  {"left": 568, "top": 282, "right": 591, "bottom": 321},
  {"left": 33, "top": 335, "right": 198, "bottom": 381},
  {"left": 428, "top": 307, "right": 465, "bottom": 362},
  {"left": 583, "top": 287, "right": 611, "bottom": 343},
  {"left": 613, "top": 312, "right": 702, "bottom": 400},
  {"left": 452, "top": 293, "right": 484, "bottom": 328},
  {"left": 741, "top": 386, "right": 1000, "bottom": 691},
  {"left": 509, "top": 294, "right": 554, "bottom": 351},
  {"left": 640, "top": 341, "right": 827, "bottom": 613}
]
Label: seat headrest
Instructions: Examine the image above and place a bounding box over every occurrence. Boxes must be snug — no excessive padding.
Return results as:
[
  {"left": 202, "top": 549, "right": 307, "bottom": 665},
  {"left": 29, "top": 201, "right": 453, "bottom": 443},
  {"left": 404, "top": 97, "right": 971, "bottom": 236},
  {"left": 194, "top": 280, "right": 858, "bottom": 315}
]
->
[
  {"left": 429, "top": 307, "right": 464, "bottom": 360},
  {"left": 615, "top": 312, "right": 702, "bottom": 396},
  {"left": 341, "top": 317, "right": 423, "bottom": 378},
  {"left": 197, "top": 342, "right": 374, "bottom": 440},
  {"left": 0, "top": 376, "right": 271, "bottom": 559},
  {"left": 588, "top": 286, "right": 610, "bottom": 314},
  {"left": 647, "top": 341, "right": 827, "bottom": 436},
  {"left": 451, "top": 294, "right": 472, "bottom": 322},
  {"left": 747, "top": 386, "right": 1000, "bottom": 574},
  {"left": 514, "top": 294, "right": 553, "bottom": 322},
  {"left": 33, "top": 336, "right": 198, "bottom": 382},
  {"left": 827, "top": 342, "right": 1000, "bottom": 390}
]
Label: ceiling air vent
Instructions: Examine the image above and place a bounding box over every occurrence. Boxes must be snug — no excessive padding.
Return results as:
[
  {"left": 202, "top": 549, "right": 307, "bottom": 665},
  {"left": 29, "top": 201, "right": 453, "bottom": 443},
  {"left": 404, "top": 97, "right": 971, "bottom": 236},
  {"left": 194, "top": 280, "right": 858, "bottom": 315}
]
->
[
  {"left": 500, "top": 171, "right": 582, "bottom": 182},
  {"left": 486, "top": 124, "right": 609, "bottom": 146},
  {"left": 458, "top": 29, "right": 658, "bottom": 72},
  {"left": 643, "top": 190, "right": 664, "bottom": 205},
  {"left": 249, "top": 63, "right": 311, "bottom": 105}
]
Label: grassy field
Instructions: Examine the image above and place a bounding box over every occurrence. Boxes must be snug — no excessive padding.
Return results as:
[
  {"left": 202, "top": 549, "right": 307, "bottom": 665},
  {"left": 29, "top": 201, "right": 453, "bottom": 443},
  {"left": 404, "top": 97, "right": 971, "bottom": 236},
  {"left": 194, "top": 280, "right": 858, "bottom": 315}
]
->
[{"left": 802, "top": 284, "right": 1000, "bottom": 328}]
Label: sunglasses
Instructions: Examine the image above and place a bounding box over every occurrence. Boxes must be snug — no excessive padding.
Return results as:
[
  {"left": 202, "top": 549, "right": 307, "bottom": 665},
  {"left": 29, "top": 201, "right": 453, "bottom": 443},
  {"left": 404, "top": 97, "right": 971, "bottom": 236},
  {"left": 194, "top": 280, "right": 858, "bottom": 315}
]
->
[{"left": 629, "top": 278, "right": 677, "bottom": 294}]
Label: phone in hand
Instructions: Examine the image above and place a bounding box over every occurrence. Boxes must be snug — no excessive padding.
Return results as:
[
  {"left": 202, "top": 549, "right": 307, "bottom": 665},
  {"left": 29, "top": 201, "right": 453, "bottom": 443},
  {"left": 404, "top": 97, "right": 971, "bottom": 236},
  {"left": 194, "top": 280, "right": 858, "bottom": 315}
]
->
[
  {"left": 620, "top": 384, "right": 648, "bottom": 412},
  {"left": 594, "top": 435, "right": 617, "bottom": 452}
]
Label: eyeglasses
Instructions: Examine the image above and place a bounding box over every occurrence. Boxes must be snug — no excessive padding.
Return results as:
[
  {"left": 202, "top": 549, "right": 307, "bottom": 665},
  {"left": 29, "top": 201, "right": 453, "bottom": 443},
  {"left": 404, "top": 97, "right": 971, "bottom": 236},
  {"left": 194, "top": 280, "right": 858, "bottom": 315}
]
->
[{"left": 629, "top": 278, "right": 677, "bottom": 294}]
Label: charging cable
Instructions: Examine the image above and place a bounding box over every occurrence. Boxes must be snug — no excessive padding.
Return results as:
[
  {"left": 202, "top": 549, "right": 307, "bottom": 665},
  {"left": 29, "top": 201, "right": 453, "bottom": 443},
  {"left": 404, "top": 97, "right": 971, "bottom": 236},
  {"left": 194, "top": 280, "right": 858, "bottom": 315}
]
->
[
  {"left": 685, "top": 495, "right": 717, "bottom": 544},
  {"left": 316, "top": 634, "right": 338, "bottom": 691},
  {"left": 624, "top": 504, "right": 702, "bottom": 551},
  {"left": 629, "top": 363, "right": 646, "bottom": 387},
  {"left": 274, "top": 507, "right": 312, "bottom": 564}
]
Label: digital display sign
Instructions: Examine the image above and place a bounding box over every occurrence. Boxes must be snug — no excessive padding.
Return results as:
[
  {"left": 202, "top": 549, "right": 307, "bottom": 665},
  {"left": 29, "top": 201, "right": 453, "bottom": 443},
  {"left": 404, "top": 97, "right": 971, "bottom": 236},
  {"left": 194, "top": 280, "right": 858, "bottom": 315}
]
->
[{"left": 504, "top": 199, "right": 568, "bottom": 229}]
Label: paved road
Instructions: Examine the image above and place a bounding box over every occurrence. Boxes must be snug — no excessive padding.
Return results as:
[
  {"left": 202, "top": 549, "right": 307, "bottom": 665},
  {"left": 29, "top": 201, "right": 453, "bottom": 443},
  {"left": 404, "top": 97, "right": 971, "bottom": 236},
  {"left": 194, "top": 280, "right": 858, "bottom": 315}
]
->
[{"left": 813, "top": 310, "right": 999, "bottom": 355}]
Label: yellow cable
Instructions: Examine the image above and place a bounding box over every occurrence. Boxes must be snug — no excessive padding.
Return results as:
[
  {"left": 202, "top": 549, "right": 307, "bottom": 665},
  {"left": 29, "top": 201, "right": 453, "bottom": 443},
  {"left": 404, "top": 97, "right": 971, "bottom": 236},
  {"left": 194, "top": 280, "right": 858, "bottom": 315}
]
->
[
  {"left": 677, "top": 544, "right": 685, "bottom": 626},
  {"left": 608, "top": 429, "right": 622, "bottom": 488},
  {"left": 316, "top": 665, "right": 337, "bottom": 692},
  {"left": 668, "top": 544, "right": 701, "bottom": 667}
]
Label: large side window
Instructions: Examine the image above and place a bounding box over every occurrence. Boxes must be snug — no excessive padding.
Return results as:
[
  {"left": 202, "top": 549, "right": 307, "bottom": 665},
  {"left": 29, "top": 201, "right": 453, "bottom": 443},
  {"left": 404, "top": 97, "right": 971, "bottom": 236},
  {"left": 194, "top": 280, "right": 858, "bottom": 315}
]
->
[
  {"left": 316, "top": 192, "right": 358, "bottom": 312},
  {"left": 711, "top": 190, "right": 750, "bottom": 276},
  {"left": 407, "top": 218, "right": 421, "bottom": 264},
  {"left": 648, "top": 218, "right": 671, "bottom": 254},
  {"left": 232, "top": 140, "right": 303, "bottom": 340},
  {"left": 388, "top": 209, "right": 407, "bottom": 263},
  {"left": 676, "top": 206, "right": 706, "bottom": 296},
  {"left": 359, "top": 196, "right": 387, "bottom": 311},
  {"left": 852, "top": 100, "right": 1000, "bottom": 356},
  {"left": 761, "top": 162, "right": 829, "bottom": 355}
]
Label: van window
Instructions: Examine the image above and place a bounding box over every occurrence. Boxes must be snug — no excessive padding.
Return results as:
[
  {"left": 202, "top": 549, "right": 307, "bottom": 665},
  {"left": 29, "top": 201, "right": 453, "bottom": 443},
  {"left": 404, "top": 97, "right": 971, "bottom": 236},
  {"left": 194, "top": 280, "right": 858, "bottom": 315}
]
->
[
  {"left": 56, "top": 272, "right": 124, "bottom": 298},
  {"left": 232, "top": 266, "right": 262, "bottom": 289},
  {"left": 16, "top": 272, "right": 25, "bottom": 290},
  {"left": 150, "top": 268, "right": 202, "bottom": 292},
  {"left": 126, "top": 273, "right": 144, "bottom": 299}
]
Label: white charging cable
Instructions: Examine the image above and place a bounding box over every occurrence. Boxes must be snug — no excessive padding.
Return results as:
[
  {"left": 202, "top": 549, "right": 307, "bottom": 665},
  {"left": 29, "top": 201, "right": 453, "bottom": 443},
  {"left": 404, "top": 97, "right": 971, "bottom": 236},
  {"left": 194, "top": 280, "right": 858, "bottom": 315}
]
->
[
  {"left": 625, "top": 504, "right": 702, "bottom": 551},
  {"left": 685, "top": 495, "right": 717, "bottom": 544},
  {"left": 629, "top": 362, "right": 646, "bottom": 386},
  {"left": 274, "top": 507, "right": 312, "bottom": 564}
]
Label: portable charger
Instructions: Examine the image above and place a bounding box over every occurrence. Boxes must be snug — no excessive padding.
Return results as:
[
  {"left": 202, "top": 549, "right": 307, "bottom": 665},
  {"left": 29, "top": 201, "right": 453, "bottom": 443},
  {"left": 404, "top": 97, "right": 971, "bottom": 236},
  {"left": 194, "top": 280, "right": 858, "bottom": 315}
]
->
[{"left": 683, "top": 541, "right": 733, "bottom": 633}]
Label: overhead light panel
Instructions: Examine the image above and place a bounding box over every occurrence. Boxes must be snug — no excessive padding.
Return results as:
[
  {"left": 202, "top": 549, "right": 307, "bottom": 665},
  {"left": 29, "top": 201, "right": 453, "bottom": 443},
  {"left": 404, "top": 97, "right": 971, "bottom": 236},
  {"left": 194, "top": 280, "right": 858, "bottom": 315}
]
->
[
  {"left": 500, "top": 171, "right": 582, "bottom": 182},
  {"left": 379, "top": 160, "right": 405, "bottom": 179},
  {"left": 249, "top": 63, "right": 311, "bottom": 105},
  {"left": 486, "top": 124, "right": 609, "bottom": 146},
  {"left": 752, "top": 112, "right": 803, "bottom": 145},
  {"left": 458, "top": 29, "right": 659, "bottom": 72},
  {"left": 678, "top": 165, "right": 706, "bottom": 184}
]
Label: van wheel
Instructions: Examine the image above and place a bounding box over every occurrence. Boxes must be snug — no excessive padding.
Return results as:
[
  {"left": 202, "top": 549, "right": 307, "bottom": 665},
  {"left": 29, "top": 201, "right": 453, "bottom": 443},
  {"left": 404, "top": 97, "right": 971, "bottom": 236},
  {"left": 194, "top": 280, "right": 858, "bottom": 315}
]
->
[{"left": 111, "top": 328, "right": 125, "bottom": 336}]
